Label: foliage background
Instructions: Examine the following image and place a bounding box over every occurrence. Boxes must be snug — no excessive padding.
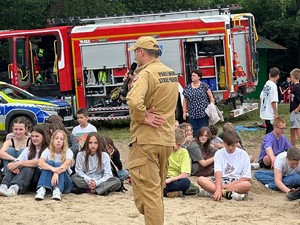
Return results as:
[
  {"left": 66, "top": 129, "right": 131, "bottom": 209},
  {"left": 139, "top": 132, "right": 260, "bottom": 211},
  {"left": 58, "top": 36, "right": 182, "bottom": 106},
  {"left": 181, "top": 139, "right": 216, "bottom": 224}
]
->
[{"left": 0, "top": 0, "right": 299, "bottom": 76}]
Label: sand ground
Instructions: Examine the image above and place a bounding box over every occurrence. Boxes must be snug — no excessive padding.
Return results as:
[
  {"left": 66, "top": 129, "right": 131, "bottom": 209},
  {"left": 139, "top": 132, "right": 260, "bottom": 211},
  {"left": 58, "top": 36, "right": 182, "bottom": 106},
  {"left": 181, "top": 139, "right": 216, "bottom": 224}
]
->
[{"left": 1, "top": 134, "right": 300, "bottom": 225}]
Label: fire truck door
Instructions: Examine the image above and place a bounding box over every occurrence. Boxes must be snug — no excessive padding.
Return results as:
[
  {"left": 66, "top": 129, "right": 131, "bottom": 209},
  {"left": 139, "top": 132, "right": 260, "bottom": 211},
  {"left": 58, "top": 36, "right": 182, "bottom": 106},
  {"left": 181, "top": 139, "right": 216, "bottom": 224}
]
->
[
  {"left": 14, "top": 37, "right": 30, "bottom": 88},
  {"left": 232, "top": 33, "right": 249, "bottom": 84}
]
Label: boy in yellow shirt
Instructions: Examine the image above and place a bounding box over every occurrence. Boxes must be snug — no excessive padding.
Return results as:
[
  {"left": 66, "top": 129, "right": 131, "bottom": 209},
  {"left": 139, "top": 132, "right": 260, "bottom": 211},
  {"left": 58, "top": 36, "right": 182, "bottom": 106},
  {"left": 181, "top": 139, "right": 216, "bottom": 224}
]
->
[{"left": 164, "top": 128, "right": 191, "bottom": 198}]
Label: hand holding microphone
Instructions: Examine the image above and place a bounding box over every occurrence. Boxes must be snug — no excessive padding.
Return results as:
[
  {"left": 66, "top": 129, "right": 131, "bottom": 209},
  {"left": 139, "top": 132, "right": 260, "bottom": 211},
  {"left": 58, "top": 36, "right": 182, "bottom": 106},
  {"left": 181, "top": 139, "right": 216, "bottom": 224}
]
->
[
  {"left": 110, "top": 62, "right": 138, "bottom": 101},
  {"left": 121, "top": 62, "right": 137, "bottom": 96},
  {"left": 123, "top": 62, "right": 137, "bottom": 82}
]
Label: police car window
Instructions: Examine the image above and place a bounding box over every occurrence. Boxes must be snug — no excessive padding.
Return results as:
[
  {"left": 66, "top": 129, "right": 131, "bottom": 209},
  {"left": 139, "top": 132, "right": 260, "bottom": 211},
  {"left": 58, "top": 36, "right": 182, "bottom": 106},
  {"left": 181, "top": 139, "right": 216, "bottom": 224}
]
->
[{"left": 0, "top": 85, "right": 33, "bottom": 100}]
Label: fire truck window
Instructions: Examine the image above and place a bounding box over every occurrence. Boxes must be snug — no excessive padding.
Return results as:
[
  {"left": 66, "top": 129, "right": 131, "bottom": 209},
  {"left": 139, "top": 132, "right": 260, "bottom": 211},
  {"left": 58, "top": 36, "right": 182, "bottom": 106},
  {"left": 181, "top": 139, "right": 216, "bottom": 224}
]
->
[
  {"left": 197, "top": 40, "right": 224, "bottom": 56},
  {"left": 0, "top": 41, "right": 9, "bottom": 71},
  {"left": 30, "top": 35, "right": 58, "bottom": 85},
  {"left": 0, "top": 55, "right": 6, "bottom": 72},
  {"left": 184, "top": 42, "right": 197, "bottom": 84},
  {"left": 0, "top": 40, "right": 10, "bottom": 83},
  {"left": 16, "top": 39, "right": 26, "bottom": 67}
]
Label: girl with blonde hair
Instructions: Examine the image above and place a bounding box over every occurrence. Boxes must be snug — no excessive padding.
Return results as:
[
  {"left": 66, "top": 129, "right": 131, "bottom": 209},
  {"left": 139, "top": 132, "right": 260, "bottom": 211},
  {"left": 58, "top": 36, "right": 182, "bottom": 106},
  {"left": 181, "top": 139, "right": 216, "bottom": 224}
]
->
[{"left": 35, "top": 130, "right": 73, "bottom": 201}]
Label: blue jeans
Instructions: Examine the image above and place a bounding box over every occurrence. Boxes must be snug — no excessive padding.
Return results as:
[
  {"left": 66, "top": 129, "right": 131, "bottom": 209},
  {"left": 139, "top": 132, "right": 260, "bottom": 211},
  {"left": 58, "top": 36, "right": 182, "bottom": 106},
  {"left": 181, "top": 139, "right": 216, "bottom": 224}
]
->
[
  {"left": 3, "top": 147, "right": 24, "bottom": 174},
  {"left": 37, "top": 160, "right": 73, "bottom": 193},
  {"left": 117, "top": 169, "right": 129, "bottom": 181},
  {"left": 254, "top": 170, "right": 300, "bottom": 191},
  {"left": 164, "top": 178, "right": 191, "bottom": 196},
  {"left": 190, "top": 116, "right": 209, "bottom": 137}
]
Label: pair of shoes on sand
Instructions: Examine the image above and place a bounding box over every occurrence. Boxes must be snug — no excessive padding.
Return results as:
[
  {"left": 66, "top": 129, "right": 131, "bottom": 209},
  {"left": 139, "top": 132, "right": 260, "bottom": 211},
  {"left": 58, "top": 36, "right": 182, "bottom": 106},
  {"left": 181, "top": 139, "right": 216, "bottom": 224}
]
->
[
  {"left": 0, "top": 184, "right": 19, "bottom": 197},
  {"left": 167, "top": 188, "right": 248, "bottom": 200},
  {"left": 198, "top": 187, "right": 247, "bottom": 201},
  {"left": 35, "top": 187, "right": 62, "bottom": 201}
]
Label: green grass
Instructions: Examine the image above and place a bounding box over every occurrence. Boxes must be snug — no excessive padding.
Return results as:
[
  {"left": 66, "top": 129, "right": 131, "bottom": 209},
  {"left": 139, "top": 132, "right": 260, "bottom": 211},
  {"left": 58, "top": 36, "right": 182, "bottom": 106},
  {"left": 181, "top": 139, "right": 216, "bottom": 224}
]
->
[
  {"left": 98, "top": 127, "right": 130, "bottom": 140},
  {"left": 2, "top": 104, "right": 288, "bottom": 142},
  {"left": 236, "top": 103, "right": 290, "bottom": 124},
  {"left": 214, "top": 103, "right": 290, "bottom": 143},
  {"left": 94, "top": 103, "right": 291, "bottom": 141},
  {"left": 218, "top": 101, "right": 290, "bottom": 125}
]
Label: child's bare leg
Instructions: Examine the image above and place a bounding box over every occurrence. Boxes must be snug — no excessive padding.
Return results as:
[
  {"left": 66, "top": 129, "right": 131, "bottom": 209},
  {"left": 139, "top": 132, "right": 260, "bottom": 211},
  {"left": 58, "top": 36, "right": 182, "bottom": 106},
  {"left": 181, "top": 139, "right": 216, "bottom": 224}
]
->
[
  {"left": 226, "top": 181, "right": 251, "bottom": 194},
  {"left": 249, "top": 154, "right": 254, "bottom": 163},
  {"left": 263, "top": 155, "right": 272, "bottom": 167},
  {"left": 290, "top": 128, "right": 300, "bottom": 146},
  {"left": 197, "top": 176, "right": 216, "bottom": 193},
  {"left": 295, "top": 128, "right": 300, "bottom": 145}
]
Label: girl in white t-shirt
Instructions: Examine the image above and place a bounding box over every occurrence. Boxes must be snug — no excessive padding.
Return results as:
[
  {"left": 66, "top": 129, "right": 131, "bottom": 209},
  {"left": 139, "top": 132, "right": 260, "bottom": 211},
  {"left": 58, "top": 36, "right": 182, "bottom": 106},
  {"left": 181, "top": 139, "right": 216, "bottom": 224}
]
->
[
  {"left": 71, "top": 132, "right": 121, "bottom": 195},
  {"left": 0, "top": 124, "right": 49, "bottom": 197},
  {"left": 35, "top": 130, "right": 74, "bottom": 201}
]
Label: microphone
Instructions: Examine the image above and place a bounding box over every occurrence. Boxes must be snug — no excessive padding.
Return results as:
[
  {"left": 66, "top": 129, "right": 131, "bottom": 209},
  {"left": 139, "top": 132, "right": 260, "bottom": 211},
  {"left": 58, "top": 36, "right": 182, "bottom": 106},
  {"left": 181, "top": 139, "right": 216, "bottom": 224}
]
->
[
  {"left": 120, "top": 62, "right": 137, "bottom": 97},
  {"left": 128, "top": 62, "right": 137, "bottom": 75},
  {"left": 110, "top": 62, "right": 138, "bottom": 101}
]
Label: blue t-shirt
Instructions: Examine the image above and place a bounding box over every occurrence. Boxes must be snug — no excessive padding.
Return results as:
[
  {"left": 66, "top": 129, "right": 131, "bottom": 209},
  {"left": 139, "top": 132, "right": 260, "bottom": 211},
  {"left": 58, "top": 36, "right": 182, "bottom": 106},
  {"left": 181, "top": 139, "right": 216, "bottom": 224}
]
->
[
  {"left": 183, "top": 82, "right": 210, "bottom": 119},
  {"left": 258, "top": 132, "right": 291, "bottom": 161}
]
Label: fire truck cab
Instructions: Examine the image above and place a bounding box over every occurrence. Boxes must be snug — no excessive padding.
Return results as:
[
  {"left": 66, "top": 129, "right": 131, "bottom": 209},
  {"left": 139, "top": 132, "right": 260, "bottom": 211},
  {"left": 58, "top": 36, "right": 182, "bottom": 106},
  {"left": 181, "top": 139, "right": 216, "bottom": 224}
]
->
[
  {"left": 0, "top": 6, "right": 259, "bottom": 121},
  {"left": 0, "top": 27, "right": 73, "bottom": 97}
]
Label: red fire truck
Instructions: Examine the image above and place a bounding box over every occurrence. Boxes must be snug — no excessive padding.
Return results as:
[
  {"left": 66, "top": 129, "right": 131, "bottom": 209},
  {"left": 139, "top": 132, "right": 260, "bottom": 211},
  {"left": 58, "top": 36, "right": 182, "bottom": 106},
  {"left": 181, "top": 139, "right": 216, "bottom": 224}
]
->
[{"left": 0, "top": 6, "right": 259, "bottom": 120}]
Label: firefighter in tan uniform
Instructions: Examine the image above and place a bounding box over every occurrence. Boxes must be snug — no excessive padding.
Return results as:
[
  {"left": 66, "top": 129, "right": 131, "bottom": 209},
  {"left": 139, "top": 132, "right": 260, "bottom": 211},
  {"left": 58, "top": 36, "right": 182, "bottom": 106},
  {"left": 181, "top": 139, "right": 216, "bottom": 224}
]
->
[{"left": 127, "top": 36, "right": 178, "bottom": 225}]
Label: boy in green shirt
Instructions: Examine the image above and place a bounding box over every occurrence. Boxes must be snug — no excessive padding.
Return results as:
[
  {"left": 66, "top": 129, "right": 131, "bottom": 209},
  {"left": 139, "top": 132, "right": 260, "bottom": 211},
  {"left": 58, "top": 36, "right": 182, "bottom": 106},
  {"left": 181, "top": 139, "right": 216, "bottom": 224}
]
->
[{"left": 164, "top": 128, "right": 191, "bottom": 198}]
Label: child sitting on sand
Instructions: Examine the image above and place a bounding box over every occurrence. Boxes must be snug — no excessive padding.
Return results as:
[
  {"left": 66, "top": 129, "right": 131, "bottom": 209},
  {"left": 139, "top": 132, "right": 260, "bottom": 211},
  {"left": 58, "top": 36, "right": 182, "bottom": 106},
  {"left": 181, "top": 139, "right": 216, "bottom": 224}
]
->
[
  {"left": 71, "top": 132, "right": 121, "bottom": 195},
  {"left": 164, "top": 128, "right": 191, "bottom": 198},
  {"left": 197, "top": 130, "right": 252, "bottom": 201}
]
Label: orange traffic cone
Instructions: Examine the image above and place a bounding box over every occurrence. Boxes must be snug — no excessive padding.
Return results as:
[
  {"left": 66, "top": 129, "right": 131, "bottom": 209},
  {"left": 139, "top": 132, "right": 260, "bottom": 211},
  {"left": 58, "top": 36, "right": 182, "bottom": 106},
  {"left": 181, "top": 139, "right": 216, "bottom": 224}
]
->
[{"left": 233, "top": 52, "right": 246, "bottom": 77}]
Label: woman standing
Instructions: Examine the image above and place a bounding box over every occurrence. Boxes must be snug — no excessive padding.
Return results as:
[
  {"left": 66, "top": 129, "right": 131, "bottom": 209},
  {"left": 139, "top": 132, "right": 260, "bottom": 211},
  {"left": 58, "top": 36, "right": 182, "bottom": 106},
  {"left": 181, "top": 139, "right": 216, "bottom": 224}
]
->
[{"left": 183, "top": 69, "right": 214, "bottom": 136}]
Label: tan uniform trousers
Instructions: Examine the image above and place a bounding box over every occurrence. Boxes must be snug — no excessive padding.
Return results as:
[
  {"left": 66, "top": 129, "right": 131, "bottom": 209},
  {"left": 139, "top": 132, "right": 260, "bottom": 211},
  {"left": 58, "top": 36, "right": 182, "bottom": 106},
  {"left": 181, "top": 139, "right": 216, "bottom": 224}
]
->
[{"left": 128, "top": 143, "right": 173, "bottom": 225}]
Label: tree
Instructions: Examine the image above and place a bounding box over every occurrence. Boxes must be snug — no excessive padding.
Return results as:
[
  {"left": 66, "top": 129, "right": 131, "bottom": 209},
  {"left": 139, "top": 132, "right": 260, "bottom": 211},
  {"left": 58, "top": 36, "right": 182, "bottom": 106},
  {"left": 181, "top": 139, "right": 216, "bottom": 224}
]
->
[
  {"left": 241, "top": 0, "right": 300, "bottom": 73},
  {"left": 0, "top": 0, "right": 52, "bottom": 29},
  {"left": 62, "top": 0, "right": 127, "bottom": 17},
  {"left": 0, "top": 0, "right": 298, "bottom": 73}
]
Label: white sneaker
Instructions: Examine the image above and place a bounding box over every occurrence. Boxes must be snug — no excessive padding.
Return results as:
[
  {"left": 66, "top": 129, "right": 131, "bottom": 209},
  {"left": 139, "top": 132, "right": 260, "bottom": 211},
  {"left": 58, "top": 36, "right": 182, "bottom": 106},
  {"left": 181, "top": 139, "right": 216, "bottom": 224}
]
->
[
  {"left": 6, "top": 185, "right": 19, "bottom": 197},
  {"left": 52, "top": 187, "right": 62, "bottom": 201},
  {"left": 231, "top": 192, "right": 247, "bottom": 201},
  {"left": 0, "top": 184, "right": 8, "bottom": 196},
  {"left": 35, "top": 187, "right": 46, "bottom": 201},
  {"left": 251, "top": 163, "right": 260, "bottom": 170},
  {"left": 198, "top": 188, "right": 212, "bottom": 197}
]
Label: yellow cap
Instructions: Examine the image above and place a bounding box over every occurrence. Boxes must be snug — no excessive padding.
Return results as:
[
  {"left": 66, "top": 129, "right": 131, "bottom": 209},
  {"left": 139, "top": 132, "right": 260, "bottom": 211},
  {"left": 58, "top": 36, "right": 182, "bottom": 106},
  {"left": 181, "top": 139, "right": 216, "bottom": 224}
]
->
[{"left": 128, "top": 36, "right": 159, "bottom": 51}]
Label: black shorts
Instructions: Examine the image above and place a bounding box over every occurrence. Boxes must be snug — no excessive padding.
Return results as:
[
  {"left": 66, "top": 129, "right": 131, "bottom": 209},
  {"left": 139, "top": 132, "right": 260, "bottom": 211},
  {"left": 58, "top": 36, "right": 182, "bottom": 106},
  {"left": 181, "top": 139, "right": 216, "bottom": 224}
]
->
[{"left": 258, "top": 159, "right": 271, "bottom": 169}]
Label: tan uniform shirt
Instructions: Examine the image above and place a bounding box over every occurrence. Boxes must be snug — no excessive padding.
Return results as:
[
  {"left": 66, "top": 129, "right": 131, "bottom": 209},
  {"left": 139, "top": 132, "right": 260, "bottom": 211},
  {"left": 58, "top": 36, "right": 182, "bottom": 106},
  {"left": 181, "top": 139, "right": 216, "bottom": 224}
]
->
[{"left": 127, "top": 58, "right": 178, "bottom": 146}]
